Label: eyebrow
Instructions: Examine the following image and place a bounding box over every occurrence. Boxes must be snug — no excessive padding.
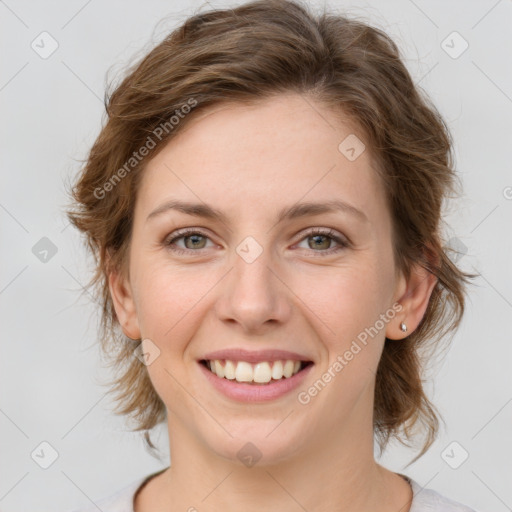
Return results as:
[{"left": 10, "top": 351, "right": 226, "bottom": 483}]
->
[{"left": 146, "top": 198, "right": 368, "bottom": 225}]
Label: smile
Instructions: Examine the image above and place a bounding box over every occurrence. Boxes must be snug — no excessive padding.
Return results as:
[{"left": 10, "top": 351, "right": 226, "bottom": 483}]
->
[
  {"left": 198, "top": 357, "right": 314, "bottom": 402},
  {"left": 200, "top": 359, "right": 312, "bottom": 384}
]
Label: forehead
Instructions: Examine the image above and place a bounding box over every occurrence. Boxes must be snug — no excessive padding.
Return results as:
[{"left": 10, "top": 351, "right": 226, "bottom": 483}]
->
[{"left": 136, "top": 93, "right": 386, "bottom": 225}]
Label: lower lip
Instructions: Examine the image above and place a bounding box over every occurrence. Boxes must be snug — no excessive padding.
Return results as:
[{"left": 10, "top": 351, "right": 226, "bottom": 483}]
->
[{"left": 198, "top": 362, "right": 314, "bottom": 402}]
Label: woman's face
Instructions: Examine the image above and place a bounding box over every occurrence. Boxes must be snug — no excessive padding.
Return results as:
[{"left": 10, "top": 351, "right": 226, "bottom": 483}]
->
[{"left": 111, "top": 93, "right": 413, "bottom": 465}]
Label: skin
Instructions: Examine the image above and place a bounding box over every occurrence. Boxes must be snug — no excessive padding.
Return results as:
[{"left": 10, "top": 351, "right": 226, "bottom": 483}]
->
[{"left": 109, "top": 92, "right": 437, "bottom": 512}]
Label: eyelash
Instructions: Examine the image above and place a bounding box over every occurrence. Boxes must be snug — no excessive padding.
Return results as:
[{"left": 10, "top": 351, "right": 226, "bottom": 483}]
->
[{"left": 163, "top": 227, "right": 350, "bottom": 257}]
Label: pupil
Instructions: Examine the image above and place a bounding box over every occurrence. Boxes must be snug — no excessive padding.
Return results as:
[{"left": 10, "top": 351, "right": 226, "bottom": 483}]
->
[
  {"left": 311, "top": 235, "right": 329, "bottom": 249},
  {"left": 187, "top": 235, "right": 204, "bottom": 249}
]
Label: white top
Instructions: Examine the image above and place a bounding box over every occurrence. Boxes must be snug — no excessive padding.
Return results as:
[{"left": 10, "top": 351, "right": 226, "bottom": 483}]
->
[{"left": 68, "top": 470, "right": 479, "bottom": 512}]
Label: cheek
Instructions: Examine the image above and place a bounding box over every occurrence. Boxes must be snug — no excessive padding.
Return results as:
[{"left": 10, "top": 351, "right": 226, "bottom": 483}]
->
[
  {"left": 133, "top": 263, "right": 211, "bottom": 407},
  {"left": 132, "top": 260, "right": 218, "bottom": 352},
  {"left": 296, "top": 260, "right": 391, "bottom": 344},
  {"left": 130, "top": 261, "right": 171, "bottom": 330}
]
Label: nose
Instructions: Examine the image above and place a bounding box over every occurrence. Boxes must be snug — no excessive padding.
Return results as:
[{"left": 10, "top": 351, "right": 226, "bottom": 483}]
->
[{"left": 214, "top": 248, "right": 292, "bottom": 334}]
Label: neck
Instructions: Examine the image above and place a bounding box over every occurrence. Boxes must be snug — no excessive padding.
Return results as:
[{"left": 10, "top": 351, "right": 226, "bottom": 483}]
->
[{"left": 145, "top": 409, "right": 410, "bottom": 511}]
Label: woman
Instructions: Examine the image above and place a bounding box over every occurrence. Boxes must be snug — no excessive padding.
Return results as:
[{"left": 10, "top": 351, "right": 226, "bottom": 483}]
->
[{"left": 66, "top": 0, "right": 478, "bottom": 510}]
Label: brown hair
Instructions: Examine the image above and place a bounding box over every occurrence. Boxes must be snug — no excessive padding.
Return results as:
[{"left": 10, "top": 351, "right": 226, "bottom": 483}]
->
[{"left": 65, "top": 0, "right": 476, "bottom": 463}]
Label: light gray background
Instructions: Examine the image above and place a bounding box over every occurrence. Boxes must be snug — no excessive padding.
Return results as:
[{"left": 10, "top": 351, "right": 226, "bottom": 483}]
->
[{"left": 1, "top": 1, "right": 511, "bottom": 511}]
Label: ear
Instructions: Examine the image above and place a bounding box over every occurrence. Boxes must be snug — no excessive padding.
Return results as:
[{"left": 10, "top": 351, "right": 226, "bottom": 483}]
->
[
  {"left": 386, "top": 257, "right": 438, "bottom": 340},
  {"left": 108, "top": 264, "right": 141, "bottom": 341}
]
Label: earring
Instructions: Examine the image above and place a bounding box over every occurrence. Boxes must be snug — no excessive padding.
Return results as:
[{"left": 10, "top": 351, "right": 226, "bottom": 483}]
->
[{"left": 400, "top": 322, "right": 407, "bottom": 333}]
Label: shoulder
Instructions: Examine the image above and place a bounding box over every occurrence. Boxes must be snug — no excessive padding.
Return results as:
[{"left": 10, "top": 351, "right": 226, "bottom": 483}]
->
[
  {"left": 407, "top": 476, "right": 479, "bottom": 512},
  {"left": 65, "top": 471, "right": 162, "bottom": 512}
]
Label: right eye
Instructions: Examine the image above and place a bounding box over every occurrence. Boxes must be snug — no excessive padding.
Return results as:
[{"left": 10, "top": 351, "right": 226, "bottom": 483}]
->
[{"left": 163, "top": 229, "right": 215, "bottom": 255}]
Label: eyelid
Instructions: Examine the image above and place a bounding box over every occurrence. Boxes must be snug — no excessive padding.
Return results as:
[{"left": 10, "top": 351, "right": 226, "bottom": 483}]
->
[{"left": 295, "top": 226, "right": 349, "bottom": 244}]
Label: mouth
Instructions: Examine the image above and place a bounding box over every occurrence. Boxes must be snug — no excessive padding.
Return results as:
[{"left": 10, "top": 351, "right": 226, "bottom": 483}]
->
[
  {"left": 197, "top": 348, "right": 315, "bottom": 402},
  {"left": 199, "top": 359, "right": 314, "bottom": 385}
]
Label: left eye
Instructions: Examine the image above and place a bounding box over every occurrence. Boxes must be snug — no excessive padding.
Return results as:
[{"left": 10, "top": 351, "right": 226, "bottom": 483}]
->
[
  {"left": 164, "top": 228, "right": 349, "bottom": 256},
  {"left": 295, "top": 229, "right": 349, "bottom": 254}
]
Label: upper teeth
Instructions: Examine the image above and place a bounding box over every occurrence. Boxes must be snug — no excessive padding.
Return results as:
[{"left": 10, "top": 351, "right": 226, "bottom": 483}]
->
[{"left": 206, "top": 359, "right": 302, "bottom": 383}]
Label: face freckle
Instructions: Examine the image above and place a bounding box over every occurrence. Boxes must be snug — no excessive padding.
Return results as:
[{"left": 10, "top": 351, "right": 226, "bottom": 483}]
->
[{"left": 114, "top": 92, "right": 401, "bottom": 465}]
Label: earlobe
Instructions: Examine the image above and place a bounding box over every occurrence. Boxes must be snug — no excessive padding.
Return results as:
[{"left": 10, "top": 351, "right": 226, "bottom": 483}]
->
[
  {"left": 386, "top": 262, "right": 438, "bottom": 340},
  {"left": 108, "top": 268, "right": 141, "bottom": 341}
]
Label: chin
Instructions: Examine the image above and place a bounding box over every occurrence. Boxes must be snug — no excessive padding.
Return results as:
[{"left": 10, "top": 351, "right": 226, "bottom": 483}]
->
[{"left": 202, "top": 421, "right": 306, "bottom": 468}]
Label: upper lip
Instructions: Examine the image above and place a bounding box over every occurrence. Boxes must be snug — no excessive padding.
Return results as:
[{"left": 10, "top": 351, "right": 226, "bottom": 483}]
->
[{"left": 201, "top": 348, "right": 313, "bottom": 364}]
